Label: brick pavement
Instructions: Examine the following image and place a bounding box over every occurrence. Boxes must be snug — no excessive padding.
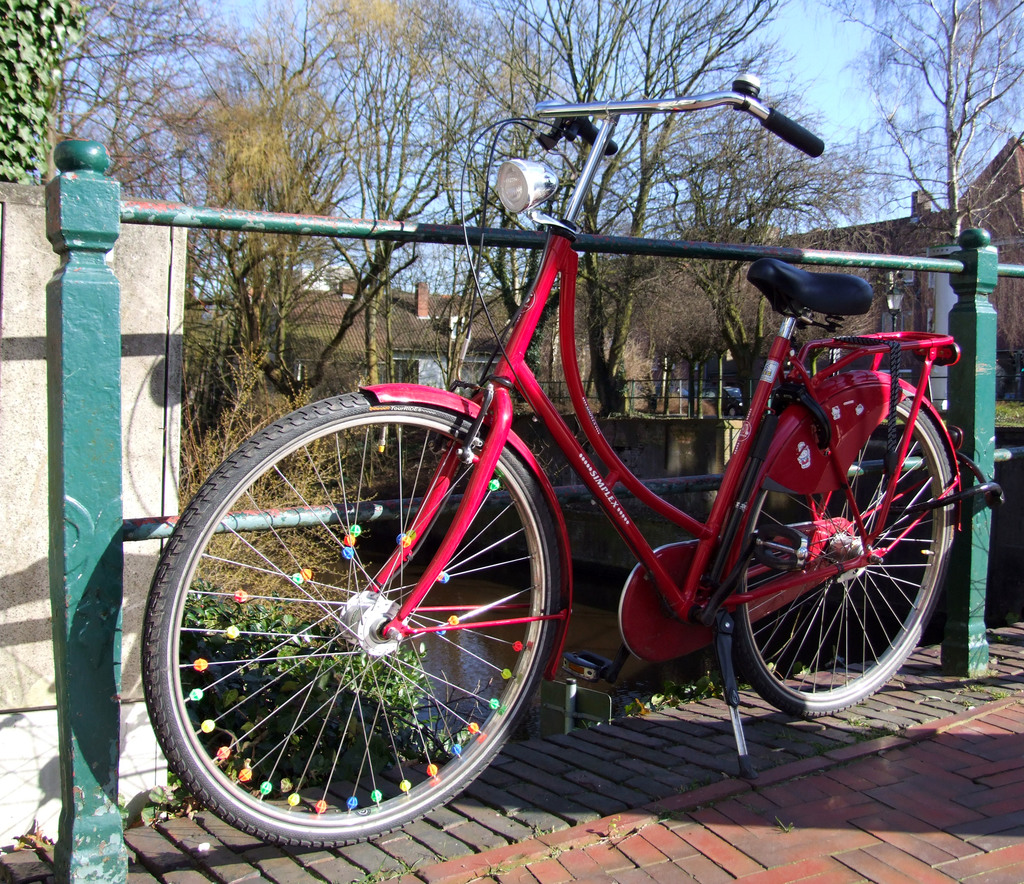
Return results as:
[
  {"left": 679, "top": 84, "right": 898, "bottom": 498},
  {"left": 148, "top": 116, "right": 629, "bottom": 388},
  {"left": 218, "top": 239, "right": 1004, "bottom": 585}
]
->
[
  {"left": 419, "top": 697, "right": 1024, "bottom": 883},
  {"left": 4, "top": 623, "right": 1024, "bottom": 884}
]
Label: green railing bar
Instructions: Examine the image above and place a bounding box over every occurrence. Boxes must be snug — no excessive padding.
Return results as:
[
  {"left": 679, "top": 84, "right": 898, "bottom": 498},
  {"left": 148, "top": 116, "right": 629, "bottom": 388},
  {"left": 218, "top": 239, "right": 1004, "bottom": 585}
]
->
[
  {"left": 118, "top": 198, "right": 1024, "bottom": 279},
  {"left": 123, "top": 474, "right": 726, "bottom": 542},
  {"left": 121, "top": 198, "right": 988, "bottom": 274},
  {"left": 995, "top": 446, "right": 1024, "bottom": 463}
]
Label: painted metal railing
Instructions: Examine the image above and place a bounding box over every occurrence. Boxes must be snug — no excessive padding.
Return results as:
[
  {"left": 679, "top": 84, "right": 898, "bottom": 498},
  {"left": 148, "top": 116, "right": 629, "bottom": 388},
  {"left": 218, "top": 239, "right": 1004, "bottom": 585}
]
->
[{"left": 45, "top": 140, "right": 1024, "bottom": 881}]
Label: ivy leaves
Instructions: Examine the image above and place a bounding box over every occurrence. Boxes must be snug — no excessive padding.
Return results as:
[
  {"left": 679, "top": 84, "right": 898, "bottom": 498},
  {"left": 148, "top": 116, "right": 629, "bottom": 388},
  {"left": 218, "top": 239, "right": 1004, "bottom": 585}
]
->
[{"left": 1, "top": 0, "right": 82, "bottom": 183}]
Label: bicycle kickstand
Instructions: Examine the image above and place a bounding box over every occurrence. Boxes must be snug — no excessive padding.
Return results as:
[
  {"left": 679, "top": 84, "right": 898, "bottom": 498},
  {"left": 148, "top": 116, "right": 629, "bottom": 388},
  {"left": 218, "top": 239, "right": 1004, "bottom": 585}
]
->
[{"left": 713, "top": 609, "right": 758, "bottom": 780}]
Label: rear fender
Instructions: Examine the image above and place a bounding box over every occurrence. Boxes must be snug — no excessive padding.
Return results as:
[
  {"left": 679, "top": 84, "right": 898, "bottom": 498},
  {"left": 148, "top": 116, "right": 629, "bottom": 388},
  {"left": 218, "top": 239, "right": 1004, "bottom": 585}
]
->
[
  {"left": 900, "top": 380, "right": 959, "bottom": 488},
  {"left": 764, "top": 370, "right": 891, "bottom": 495},
  {"left": 362, "top": 384, "right": 573, "bottom": 678}
]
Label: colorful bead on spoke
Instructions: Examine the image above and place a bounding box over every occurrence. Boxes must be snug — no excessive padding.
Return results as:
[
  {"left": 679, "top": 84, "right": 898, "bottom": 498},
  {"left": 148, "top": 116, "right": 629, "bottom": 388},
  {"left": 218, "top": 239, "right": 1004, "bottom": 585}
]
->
[
  {"left": 238, "top": 768, "right": 252, "bottom": 783},
  {"left": 501, "top": 668, "right": 512, "bottom": 680},
  {"left": 426, "top": 763, "right": 438, "bottom": 778},
  {"left": 200, "top": 719, "right": 215, "bottom": 734},
  {"left": 215, "top": 746, "right": 231, "bottom": 762},
  {"left": 399, "top": 779, "right": 411, "bottom": 793},
  {"left": 314, "top": 799, "right": 328, "bottom": 814},
  {"left": 189, "top": 688, "right": 204, "bottom": 702},
  {"left": 259, "top": 781, "right": 272, "bottom": 796},
  {"left": 225, "top": 625, "right": 240, "bottom": 639},
  {"left": 437, "top": 571, "right": 450, "bottom": 584},
  {"left": 193, "top": 658, "right": 208, "bottom": 672},
  {"left": 287, "top": 793, "right": 301, "bottom": 807},
  {"left": 370, "top": 789, "right": 382, "bottom": 803},
  {"left": 488, "top": 478, "right": 501, "bottom": 491},
  {"left": 233, "top": 590, "right": 250, "bottom": 604},
  {"left": 346, "top": 796, "right": 358, "bottom": 810},
  {"left": 342, "top": 546, "right": 355, "bottom": 560}
]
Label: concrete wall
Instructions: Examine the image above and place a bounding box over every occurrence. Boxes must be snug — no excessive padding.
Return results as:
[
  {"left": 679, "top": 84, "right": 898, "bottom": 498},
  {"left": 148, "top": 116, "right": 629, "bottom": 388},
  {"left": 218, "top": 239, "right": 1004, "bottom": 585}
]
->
[{"left": 0, "top": 183, "right": 184, "bottom": 844}]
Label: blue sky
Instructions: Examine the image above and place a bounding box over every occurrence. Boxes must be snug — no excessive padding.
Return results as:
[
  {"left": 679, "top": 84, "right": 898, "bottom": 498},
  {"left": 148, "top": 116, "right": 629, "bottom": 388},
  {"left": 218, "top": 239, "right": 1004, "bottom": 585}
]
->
[{"left": 765, "top": 0, "right": 877, "bottom": 145}]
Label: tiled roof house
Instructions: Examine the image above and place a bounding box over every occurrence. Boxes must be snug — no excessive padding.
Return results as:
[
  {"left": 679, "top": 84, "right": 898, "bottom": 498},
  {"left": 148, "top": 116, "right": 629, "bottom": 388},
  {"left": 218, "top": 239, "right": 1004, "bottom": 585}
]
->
[
  {"left": 823, "top": 140, "right": 1024, "bottom": 351},
  {"left": 286, "top": 278, "right": 512, "bottom": 394}
]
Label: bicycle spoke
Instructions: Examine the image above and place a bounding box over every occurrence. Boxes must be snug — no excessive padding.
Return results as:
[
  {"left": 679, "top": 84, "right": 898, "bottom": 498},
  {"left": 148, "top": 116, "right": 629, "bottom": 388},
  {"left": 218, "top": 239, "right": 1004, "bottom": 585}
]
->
[
  {"left": 145, "top": 398, "right": 559, "bottom": 844},
  {"left": 737, "top": 400, "right": 953, "bottom": 715}
]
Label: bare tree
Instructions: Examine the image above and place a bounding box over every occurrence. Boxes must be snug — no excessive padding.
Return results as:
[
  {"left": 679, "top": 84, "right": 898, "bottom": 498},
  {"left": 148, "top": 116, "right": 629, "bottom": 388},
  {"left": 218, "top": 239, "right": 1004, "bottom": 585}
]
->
[
  {"left": 180, "top": 0, "right": 358, "bottom": 420},
  {"left": 56, "top": 0, "right": 225, "bottom": 194},
  {"left": 182, "top": 0, "right": 487, "bottom": 421},
  {"left": 836, "top": 0, "right": 1024, "bottom": 238},
  {"left": 668, "top": 112, "right": 871, "bottom": 382},
  {"left": 488, "top": 0, "right": 781, "bottom": 412},
  {"left": 325, "top": 0, "right": 465, "bottom": 386}
]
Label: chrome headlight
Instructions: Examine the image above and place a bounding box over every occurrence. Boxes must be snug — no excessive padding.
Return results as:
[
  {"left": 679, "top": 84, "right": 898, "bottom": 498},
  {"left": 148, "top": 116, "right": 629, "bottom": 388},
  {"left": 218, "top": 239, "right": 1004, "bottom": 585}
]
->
[{"left": 496, "top": 159, "right": 558, "bottom": 213}]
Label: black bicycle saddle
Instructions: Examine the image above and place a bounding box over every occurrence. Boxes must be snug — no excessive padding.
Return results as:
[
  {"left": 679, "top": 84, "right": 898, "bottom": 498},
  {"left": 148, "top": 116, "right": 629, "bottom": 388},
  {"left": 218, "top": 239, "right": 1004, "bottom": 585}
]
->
[{"left": 747, "top": 257, "right": 873, "bottom": 317}]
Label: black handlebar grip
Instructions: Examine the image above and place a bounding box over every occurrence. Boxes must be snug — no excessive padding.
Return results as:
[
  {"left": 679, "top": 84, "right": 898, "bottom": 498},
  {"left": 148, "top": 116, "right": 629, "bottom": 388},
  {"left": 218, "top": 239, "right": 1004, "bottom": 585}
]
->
[
  {"left": 572, "top": 116, "right": 619, "bottom": 156},
  {"left": 761, "top": 109, "right": 825, "bottom": 157}
]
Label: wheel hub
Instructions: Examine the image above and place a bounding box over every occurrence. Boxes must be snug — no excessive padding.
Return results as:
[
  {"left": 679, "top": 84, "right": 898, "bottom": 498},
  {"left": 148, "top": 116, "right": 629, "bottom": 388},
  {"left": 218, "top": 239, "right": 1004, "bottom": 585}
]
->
[
  {"left": 339, "top": 591, "right": 401, "bottom": 656},
  {"left": 825, "top": 530, "right": 864, "bottom": 563}
]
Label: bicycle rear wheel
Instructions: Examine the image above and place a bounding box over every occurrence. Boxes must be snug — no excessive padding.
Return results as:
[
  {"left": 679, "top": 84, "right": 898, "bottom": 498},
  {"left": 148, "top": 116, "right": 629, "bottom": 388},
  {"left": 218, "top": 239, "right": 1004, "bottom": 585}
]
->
[
  {"left": 734, "top": 401, "right": 955, "bottom": 716},
  {"left": 143, "top": 393, "right": 561, "bottom": 846}
]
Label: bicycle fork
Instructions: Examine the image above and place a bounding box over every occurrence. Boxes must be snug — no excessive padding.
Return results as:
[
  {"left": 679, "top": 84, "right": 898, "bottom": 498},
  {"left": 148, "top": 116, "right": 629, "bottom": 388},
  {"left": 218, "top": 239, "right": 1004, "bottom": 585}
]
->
[{"left": 379, "top": 381, "right": 516, "bottom": 637}]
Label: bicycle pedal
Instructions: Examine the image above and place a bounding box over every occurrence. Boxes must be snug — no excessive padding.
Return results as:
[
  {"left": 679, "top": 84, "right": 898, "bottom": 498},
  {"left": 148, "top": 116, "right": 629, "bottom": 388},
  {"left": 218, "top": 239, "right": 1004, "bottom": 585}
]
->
[
  {"left": 561, "top": 650, "right": 612, "bottom": 683},
  {"left": 752, "top": 524, "right": 808, "bottom": 571}
]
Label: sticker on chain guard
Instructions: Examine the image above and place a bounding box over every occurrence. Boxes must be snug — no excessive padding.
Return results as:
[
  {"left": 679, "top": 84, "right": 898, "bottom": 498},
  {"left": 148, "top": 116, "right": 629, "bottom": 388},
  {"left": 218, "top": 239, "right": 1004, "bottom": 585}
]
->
[{"left": 765, "top": 370, "right": 891, "bottom": 495}]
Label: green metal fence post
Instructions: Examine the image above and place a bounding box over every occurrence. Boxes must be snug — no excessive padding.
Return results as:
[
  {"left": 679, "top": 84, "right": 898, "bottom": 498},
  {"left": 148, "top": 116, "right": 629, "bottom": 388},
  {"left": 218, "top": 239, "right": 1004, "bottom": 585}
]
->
[
  {"left": 942, "top": 227, "right": 998, "bottom": 677},
  {"left": 45, "top": 140, "right": 129, "bottom": 883}
]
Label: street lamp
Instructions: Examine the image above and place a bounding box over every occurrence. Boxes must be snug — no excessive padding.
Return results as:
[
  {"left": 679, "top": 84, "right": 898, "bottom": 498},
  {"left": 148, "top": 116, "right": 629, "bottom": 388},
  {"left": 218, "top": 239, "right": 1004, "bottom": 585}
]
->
[{"left": 885, "top": 271, "right": 912, "bottom": 331}]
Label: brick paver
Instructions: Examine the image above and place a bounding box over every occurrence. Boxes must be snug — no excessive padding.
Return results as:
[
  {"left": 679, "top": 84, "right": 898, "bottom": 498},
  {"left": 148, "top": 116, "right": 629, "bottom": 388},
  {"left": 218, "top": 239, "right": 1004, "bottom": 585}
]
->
[{"left": 6, "top": 624, "right": 1024, "bottom": 883}]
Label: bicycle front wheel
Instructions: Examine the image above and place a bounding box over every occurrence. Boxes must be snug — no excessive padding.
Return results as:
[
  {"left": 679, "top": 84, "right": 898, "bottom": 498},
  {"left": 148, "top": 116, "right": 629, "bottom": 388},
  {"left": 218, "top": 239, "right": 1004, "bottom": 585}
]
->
[
  {"left": 143, "top": 393, "right": 561, "bottom": 846},
  {"left": 735, "top": 401, "right": 955, "bottom": 716}
]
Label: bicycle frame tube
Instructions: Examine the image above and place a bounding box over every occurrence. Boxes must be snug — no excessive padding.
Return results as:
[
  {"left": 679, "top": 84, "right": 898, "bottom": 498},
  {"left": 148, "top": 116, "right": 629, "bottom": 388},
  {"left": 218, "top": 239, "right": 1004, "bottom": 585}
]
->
[
  {"left": 386, "top": 222, "right": 828, "bottom": 631},
  {"left": 498, "top": 233, "right": 804, "bottom": 621}
]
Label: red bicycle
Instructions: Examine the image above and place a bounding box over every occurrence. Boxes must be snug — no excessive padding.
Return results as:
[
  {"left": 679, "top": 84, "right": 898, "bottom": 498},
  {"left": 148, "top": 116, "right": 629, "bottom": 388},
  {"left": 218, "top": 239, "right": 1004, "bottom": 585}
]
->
[{"left": 142, "top": 76, "right": 1000, "bottom": 845}]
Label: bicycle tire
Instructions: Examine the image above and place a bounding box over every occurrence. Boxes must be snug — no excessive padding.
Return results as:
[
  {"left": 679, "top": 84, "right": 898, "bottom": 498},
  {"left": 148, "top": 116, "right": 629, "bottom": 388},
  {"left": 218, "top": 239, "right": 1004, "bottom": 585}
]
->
[
  {"left": 143, "top": 393, "right": 561, "bottom": 846},
  {"left": 734, "top": 400, "right": 954, "bottom": 717}
]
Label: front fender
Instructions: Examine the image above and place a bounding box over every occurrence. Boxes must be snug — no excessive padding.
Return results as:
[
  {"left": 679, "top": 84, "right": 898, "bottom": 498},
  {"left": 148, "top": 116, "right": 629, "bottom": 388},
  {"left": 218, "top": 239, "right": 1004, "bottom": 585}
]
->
[{"left": 362, "top": 384, "right": 573, "bottom": 677}]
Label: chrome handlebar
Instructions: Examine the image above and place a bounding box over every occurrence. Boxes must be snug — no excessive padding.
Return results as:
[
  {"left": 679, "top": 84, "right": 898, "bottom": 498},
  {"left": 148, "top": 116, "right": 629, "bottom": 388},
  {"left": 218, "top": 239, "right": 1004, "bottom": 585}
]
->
[
  {"left": 535, "top": 87, "right": 824, "bottom": 159},
  {"left": 536, "top": 90, "right": 769, "bottom": 122}
]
